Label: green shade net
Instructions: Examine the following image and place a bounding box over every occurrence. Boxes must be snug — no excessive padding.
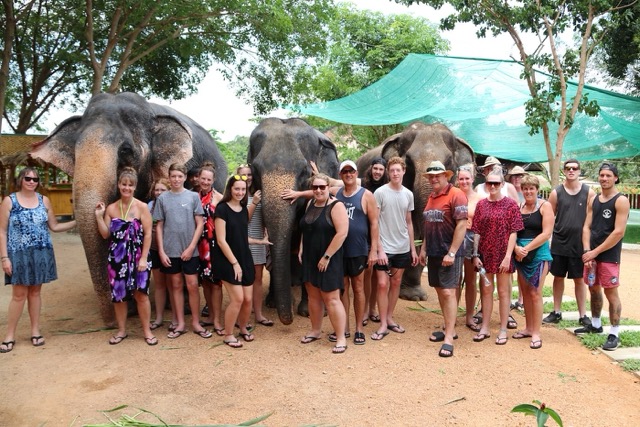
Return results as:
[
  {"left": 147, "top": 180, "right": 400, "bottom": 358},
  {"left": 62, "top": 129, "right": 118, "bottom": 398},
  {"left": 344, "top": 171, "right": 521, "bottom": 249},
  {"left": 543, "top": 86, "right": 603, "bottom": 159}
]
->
[{"left": 295, "top": 54, "right": 640, "bottom": 162}]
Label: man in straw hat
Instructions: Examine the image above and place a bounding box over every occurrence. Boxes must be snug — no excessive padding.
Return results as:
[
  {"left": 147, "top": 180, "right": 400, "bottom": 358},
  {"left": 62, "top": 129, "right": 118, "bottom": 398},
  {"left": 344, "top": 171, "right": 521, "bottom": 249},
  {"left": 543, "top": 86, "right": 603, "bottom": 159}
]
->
[
  {"left": 475, "top": 156, "right": 519, "bottom": 202},
  {"left": 419, "top": 161, "right": 468, "bottom": 357}
]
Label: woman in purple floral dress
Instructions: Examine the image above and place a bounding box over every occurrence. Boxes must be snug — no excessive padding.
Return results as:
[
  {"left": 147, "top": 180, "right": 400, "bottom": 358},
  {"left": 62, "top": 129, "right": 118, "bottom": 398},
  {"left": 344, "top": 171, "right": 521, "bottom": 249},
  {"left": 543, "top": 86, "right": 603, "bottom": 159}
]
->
[{"left": 95, "top": 167, "right": 154, "bottom": 346}]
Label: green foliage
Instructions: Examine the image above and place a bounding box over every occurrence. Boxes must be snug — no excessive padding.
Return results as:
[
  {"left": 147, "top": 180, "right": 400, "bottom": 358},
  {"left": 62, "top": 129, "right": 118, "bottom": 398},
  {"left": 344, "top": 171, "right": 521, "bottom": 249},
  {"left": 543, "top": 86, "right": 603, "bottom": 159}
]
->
[
  {"left": 621, "top": 359, "right": 640, "bottom": 372},
  {"left": 396, "top": 0, "right": 634, "bottom": 185},
  {"left": 511, "top": 400, "right": 563, "bottom": 427},
  {"left": 2, "top": 0, "right": 336, "bottom": 133},
  {"left": 578, "top": 330, "right": 640, "bottom": 350},
  {"left": 215, "top": 135, "right": 249, "bottom": 176},
  {"left": 293, "top": 4, "right": 449, "bottom": 151},
  {"left": 542, "top": 300, "right": 586, "bottom": 313}
]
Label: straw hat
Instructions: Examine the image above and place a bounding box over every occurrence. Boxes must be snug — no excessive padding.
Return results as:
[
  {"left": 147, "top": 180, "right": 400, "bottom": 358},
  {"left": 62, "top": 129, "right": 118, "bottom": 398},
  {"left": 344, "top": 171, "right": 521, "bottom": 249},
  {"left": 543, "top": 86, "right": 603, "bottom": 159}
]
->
[
  {"left": 422, "top": 161, "right": 454, "bottom": 179},
  {"left": 506, "top": 165, "right": 527, "bottom": 181},
  {"left": 479, "top": 156, "right": 501, "bottom": 168}
]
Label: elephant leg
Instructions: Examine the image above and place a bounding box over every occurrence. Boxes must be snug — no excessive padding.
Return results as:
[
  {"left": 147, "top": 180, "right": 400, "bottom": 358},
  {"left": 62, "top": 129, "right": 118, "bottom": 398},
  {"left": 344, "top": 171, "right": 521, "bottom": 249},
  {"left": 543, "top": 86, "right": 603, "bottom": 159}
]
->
[
  {"left": 297, "top": 284, "right": 309, "bottom": 317},
  {"left": 400, "top": 264, "right": 428, "bottom": 301}
]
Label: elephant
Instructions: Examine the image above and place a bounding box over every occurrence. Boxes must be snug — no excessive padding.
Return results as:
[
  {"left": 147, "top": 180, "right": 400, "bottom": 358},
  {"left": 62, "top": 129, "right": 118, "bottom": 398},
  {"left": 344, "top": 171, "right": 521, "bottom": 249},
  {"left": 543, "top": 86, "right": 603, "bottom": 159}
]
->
[
  {"left": 248, "top": 117, "right": 339, "bottom": 324},
  {"left": 356, "top": 121, "right": 475, "bottom": 301},
  {"left": 31, "top": 92, "right": 227, "bottom": 326}
]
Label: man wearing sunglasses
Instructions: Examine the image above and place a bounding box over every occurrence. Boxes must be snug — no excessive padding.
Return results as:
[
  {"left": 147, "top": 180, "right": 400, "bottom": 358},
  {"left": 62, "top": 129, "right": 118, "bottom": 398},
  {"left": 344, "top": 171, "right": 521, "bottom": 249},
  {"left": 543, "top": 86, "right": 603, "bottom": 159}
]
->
[
  {"left": 334, "top": 160, "right": 380, "bottom": 346},
  {"left": 544, "top": 159, "right": 595, "bottom": 327}
]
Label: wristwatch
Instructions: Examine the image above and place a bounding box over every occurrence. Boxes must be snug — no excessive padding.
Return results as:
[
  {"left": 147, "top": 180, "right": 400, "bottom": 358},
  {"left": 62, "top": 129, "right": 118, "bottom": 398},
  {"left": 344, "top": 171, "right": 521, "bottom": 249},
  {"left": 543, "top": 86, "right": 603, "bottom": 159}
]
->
[
  {"left": 448, "top": 251, "right": 455, "bottom": 258},
  {"left": 323, "top": 253, "right": 331, "bottom": 260}
]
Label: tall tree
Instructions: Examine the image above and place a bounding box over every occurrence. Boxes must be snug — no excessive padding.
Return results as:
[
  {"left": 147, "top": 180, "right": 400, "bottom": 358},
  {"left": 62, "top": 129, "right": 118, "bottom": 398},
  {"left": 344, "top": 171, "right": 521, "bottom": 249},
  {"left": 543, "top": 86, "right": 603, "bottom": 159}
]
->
[
  {"left": 0, "top": 0, "right": 16, "bottom": 135},
  {"left": 293, "top": 3, "right": 449, "bottom": 151},
  {"left": 598, "top": 1, "right": 640, "bottom": 95},
  {"left": 2, "top": 0, "right": 334, "bottom": 133},
  {"left": 397, "top": 0, "right": 634, "bottom": 185}
]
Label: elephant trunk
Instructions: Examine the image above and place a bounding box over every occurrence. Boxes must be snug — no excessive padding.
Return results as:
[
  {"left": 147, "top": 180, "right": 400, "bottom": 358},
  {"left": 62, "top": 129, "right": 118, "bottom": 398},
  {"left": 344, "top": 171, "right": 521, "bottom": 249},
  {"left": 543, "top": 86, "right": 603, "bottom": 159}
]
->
[
  {"left": 74, "top": 142, "right": 119, "bottom": 326},
  {"left": 260, "top": 170, "right": 298, "bottom": 325}
]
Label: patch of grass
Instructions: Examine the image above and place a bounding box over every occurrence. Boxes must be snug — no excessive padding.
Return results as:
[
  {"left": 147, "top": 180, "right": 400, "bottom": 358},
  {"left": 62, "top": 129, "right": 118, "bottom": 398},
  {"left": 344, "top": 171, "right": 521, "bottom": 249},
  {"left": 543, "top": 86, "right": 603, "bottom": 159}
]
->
[
  {"left": 556, "top": 317, "right": 639, "bottom": 329},
  {"left": 542, "top": 300, "right": 589, "bottom": 313},
  {"left": 620, "top": 359, "right": 640, "bottom": 372},
  {"left": 557, "top": 372, "right": 577, "bottom": 382},
  {"left": 83, "top": 405, "right": 274, "bottom": 426},
  {"left": 578, "top": 330, "right": 640, "bottom": 350},
  {"left": 512, "top": 286, "right": 552, "bottom": 299},
  {"left": 623, "top": 224, "right": 640, "bottom": 244}
]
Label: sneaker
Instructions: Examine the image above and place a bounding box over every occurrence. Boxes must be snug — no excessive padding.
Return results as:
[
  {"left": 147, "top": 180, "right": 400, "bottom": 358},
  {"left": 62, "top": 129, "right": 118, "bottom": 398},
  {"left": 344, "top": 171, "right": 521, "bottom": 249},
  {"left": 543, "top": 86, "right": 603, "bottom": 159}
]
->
[
  {"left": 578, "top": 315, "right": 592, "bottom": 327},
  {"left": 602, "top": 334, "right": 619, "bottom": 351},
  {"left": 574, "top": 324, "right": 603, "bottom": 335},
  {"left": 542, "top": 311, "right": 562, "bottom": 324}
]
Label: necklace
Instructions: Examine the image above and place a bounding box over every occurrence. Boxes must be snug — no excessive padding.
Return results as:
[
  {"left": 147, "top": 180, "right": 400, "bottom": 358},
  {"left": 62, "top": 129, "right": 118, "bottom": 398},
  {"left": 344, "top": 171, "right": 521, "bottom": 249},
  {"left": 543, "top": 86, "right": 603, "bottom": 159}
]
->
[{"left": 120, "top": 198, "right": 134, "bottom": 220}]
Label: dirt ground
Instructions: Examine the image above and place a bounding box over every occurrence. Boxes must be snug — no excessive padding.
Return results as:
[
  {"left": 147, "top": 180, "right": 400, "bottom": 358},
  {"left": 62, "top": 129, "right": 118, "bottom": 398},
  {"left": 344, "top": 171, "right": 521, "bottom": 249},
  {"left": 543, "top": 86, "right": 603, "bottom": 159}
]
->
[{"left": 1, "top": 232, "right": 639, "bottom": 426}]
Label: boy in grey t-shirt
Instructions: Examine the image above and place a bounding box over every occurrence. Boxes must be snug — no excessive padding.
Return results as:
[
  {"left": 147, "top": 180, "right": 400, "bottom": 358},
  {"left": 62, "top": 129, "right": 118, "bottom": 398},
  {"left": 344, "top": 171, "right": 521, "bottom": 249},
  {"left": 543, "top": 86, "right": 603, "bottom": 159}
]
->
[{"left": 153, "top": 163, "right": 210, "bottom": 339}]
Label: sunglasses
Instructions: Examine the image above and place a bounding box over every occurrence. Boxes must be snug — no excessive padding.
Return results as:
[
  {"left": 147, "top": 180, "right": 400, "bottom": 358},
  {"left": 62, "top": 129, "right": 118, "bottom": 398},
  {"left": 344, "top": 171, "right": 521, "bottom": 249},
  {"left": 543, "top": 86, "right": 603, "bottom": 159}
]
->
[
  {"left": 486, "top": 181, "right": 501, "bottom": 187},
  {"left": 311, "top": 184, "right": 327, "bottom": 191},
  {"left": 237, "top": 163, "right": 251, "bottom": 169},
  {"left": 564, "top": 166, "right": 579, "bottom": 171},
  {"left": 233, "top": 175, "right": 248, "bottom": 181},
  {"left": 24, "top": 176, "right": 40, "bottom": 183},
  {"left": 340, "top": 169, "right": 356, "bottom": 175}
]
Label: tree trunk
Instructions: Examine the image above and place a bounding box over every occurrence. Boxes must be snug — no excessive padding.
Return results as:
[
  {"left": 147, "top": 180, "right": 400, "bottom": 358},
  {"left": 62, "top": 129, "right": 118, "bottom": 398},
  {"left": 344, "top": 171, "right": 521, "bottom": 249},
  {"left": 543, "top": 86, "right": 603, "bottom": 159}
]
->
[{"left": 0, "top": 0, "right": 16, "bottom": 135}]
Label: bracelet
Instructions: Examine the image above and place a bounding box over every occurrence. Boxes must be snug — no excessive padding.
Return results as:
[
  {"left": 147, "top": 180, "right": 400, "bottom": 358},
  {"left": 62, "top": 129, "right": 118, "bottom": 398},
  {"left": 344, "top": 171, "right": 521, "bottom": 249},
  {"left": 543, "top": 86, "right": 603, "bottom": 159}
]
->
[
  {"left": 1, "top": 256, "right": 8, "bottom": 260},
  {"left": 252, "top": 201, "right": 259, "bottom": 206},
  {"left": 471, "top": 253, "right": 479, "bottom": 258}
]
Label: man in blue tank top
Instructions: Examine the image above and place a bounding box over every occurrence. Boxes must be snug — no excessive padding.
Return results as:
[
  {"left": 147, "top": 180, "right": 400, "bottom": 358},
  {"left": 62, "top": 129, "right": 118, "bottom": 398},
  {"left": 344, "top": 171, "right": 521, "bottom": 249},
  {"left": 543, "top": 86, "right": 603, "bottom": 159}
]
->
[
  {"left": 335, "top": 160, "right": 380, "bottom": 346},
  {"left": 581, "top": 162, "right": 629, "bottom": 350}
]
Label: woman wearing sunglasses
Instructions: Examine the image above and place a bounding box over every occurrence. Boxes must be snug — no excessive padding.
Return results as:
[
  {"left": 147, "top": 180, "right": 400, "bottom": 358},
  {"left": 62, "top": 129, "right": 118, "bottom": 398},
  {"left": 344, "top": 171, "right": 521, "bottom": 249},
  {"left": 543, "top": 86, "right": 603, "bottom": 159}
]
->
[
  {"left": 471, "top": 167, "right": 523, "bottom": 346},
  {"left": 212, "top": 174, "right": 259, "bottom": 348},
  {"left": 298, "top": 174, "right": 349, "bottom": 354},
  {"left": 0, "top": 168, "right": 76, "bottom": 353}
]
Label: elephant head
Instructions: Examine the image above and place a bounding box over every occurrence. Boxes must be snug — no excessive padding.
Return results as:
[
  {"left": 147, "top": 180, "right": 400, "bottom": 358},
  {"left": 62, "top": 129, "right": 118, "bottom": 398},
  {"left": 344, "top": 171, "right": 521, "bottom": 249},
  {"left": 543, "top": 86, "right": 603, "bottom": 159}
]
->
[
  {"left": 357, "top": 121, "right": 474, "bottom": 300},
  {"left": 31, "top": 92, "right": 227, "bottom": 326},
  {"left": 248, "top": 118, "right": 339, "bottom": 324}
]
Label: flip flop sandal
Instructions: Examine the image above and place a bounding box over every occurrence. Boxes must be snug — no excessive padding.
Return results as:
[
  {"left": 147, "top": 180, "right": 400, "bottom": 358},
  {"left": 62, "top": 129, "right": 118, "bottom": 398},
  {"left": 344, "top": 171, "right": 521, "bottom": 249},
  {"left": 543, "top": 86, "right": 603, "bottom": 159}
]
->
[
  {"left": 109, "top": 334, "right": 128, "bottom": 345},
  {"left": 0, "top": 340, "right": 15, "bottom": 353},
  {"left": 368, "top": 314, "right": 381, "bottom": 323},
  {"left": 362, "top": 318, "right": 369, "bottom": 327},
  {"left": 31, "top": 335, "right": 45, "bottom": 347},
  {"left": 495, "top": 336, "right": 508, "bottom": 345},
  {"left": 168, "top": 323, "right": 178, "bottom": 332},
  {"left": 354, "top": 332, "right": 366, "bottom": 345},
  {"left": 387, "top": 324, "right": 405, "bottom": 334},
  {"left": 332, "top": 345, "right": 347, "bottom": 354},
  {"left": 512, "top": 331, "right": 532, "bottom": 339},
  {"left": 240, "top": 333, "right": 255, "bottom": 342},
  {"left": 224, "top": 339, "right": 243, "bottom": 348},
  {"left": 167, "top": 329, "right": 187, "bottom": 339},
  {"left": 257, "top": 319, "right": 274, "bottom": 327},
  {"left": 465, "top": 323, "right": 481, "bottom": 332},
  {"left": 193, "top": 329, "right": 213, "bottom": 339},
  {"left": 199, "top": 321, "right": 215, "bottom": 327},
  {"left": 145, "top": 336, "right": 158, "bottom": 346},
  {"left": 371, "top": 330, "right": 390, "bottom": 341},
  {"left": 429, "top": 331, "right": 458, "bottom": 342},
  {"left": 507, "top": 315, "right": 518, "bottom": 330},
  {"left": 328, "top": 331, "right": 351, "bottom": 342},
  {"left": 530, "top": 340, "right": 542, "bottom": 350},
  {"left": 472, "top": 333, "right": 491, "bottom": 342},
  {"left": 300, "top": 335, "right": 321, "bottom": 344},
  {"left": 150, "top": 322, "right": 163, "bottom": 331},
  {"left": 213, "top": 327, "right": 225, "bottom": 336}
]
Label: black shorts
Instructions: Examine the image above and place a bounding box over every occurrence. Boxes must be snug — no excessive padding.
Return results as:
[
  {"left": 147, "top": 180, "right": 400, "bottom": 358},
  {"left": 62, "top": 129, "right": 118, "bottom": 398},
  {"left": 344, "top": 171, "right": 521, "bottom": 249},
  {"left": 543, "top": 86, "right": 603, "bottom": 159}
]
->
[
  {"left": 343, "top": 256, "right": 368, "bottom": 277},
  {"left": 149, "top": 249, "right": 161, "bottom": 270},
  {"left": 374, "top": 251, "right": 412, "bottom": 271},
  {"left": 550, "top": 254, "right": 584, "bottom": 279},
  {"left": 160, "top": 256, "right": 200, "bottom": 275},
  {"left": 427, "top": 256, "right": 463, "bottom": 289}
]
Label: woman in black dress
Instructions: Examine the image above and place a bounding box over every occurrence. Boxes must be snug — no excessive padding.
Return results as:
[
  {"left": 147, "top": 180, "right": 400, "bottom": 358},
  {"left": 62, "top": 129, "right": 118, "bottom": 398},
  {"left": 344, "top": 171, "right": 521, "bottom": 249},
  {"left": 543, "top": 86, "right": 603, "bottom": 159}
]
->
[
  {"left": 212, "top": 174, "right": 258, "bottom": 348},
  {"left": 298, "top": 174, "right": 349, "bottom": 354}
]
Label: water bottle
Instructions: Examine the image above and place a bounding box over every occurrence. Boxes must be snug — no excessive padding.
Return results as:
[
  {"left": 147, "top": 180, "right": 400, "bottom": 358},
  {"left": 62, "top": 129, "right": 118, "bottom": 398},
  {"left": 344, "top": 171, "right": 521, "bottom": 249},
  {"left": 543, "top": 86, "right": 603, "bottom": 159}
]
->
[
  {"left": 587, "top": 263, "right": 596, "bottom": 287},
  {"left": 478, "top": 267, "right": 491, "bottom": 287}
]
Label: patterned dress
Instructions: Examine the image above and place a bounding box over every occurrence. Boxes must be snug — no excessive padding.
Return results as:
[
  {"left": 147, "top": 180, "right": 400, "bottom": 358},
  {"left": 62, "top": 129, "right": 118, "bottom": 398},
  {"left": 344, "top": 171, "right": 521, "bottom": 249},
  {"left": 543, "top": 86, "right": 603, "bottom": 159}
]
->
[
  {"left": 4, "top": 193, "right": 57, "bottom": 285},
  {"left": 107, "top": 218, "right": 150, "bottom": 302},
  {"left": 472, "top": 197, "right": 523, "bottom": 274},
  {"left": 198, "top": 190, "right": 217, "bottom": 282}
]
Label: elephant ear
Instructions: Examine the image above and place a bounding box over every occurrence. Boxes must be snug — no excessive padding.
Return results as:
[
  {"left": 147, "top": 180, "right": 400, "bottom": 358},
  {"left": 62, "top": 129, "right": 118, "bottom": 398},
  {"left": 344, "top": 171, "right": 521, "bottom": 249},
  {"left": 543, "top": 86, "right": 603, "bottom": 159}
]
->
[
  {"left": 31, "top": 116, "right": 83, "bottom": 176},
  {"left": 150, "top": 114, "right": 194, "bottom": 179},
  {"left": 315, "top": 130, "right": 339, "bottom": 178},
  {"left": 453, "top": 136, "right": 475, "bottom": 166},
  {"left": 380, "top": 132, "right": 405, "bottom": 159}
]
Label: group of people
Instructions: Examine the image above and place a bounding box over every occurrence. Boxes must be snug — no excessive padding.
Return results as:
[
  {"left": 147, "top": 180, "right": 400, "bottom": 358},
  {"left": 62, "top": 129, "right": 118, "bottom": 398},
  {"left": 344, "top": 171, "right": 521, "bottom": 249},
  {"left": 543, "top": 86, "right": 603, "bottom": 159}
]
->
[
  {"left": 421, "top": 156, "right": 629, "bottom": 357},
  {"left": 0, "top": 155, "right": 629, "bottom": 357}
]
